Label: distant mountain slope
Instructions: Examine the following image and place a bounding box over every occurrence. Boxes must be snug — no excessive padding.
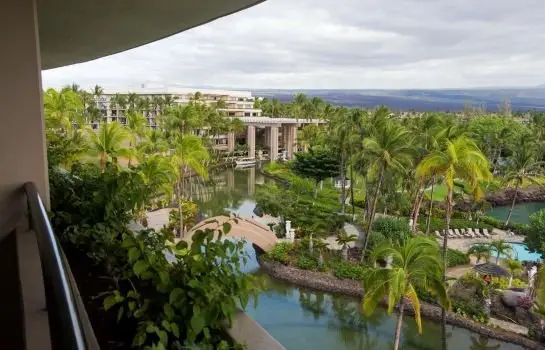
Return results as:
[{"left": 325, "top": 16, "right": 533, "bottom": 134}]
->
[{"left": 251, "top": 88, "right": 545, "bottom": 112}]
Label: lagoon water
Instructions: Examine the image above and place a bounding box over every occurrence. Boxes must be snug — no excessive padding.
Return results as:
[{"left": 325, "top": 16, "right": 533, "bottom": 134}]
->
[
  {"left": 487, "top": 202, "right": 545, "bottom": 224},
  {"left": 196, "top": 166, "right": 524, "bottom": 349}
]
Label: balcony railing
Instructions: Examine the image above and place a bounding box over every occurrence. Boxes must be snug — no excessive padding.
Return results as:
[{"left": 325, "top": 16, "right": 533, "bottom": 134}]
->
[{"left": 24, "top": 182, "right": 99, "bottom": 349}]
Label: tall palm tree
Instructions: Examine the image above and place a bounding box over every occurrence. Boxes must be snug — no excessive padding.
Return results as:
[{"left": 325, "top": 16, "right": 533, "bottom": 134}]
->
[
  {"left": 43, "top": 88, "right": 84, "bottom": 130},
  {"left": 489, "top": 240, "right": 513, "bottom": 264},
  {"left": 163, "top": 94, "right": 176, "bottom": 108},
  {"left": 504, "top": 138, "right": 545, "bottom": 225},
  {"left": 467, "top": 244, "right": 492, "bottom": 264},
  {"left": 139, "top": 129, "right": 169, "bottom": 155},
  {"left": 361, "top": 120, "right": 414, "bottom": 259},
  {"left": 172, "top": 135, "right": 209, "bottom": 237},
  {"left": 362, "top": 236, "right": 450, "bottom": 350},
  {"left": 506, "top": 259, "right": 523, "bottom": 287},
  {"left": 125, "top": 112, "right": 148, "bottom": 166},
  {"left": 164, "top": 104, "right": 202, "bottom": 139},
  {"left": 87, "top": 122, "right": 130, "bottom": 170},
  {"left": 127, "top": 92, "right": 138, "bottom": 111},
  {"left": 93, "top": 85, "right": 104, "bottom": 99},
  {"left": 416, "top": 135, "right": 491, "bottom": 347},
  {"left": 336, "top": 230, "right": 358, "bottom": 261}
]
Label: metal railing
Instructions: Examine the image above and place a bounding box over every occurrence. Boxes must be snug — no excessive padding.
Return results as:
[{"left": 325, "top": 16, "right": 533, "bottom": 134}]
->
[{"left": 24, "top": 182, "right": 88, "bottom": 349}]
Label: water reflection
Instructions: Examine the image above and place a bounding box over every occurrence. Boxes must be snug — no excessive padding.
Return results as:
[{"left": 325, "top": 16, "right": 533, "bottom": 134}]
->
[
  {"left": 185, "top": 166, "right": 270, "bottom": 218},
  {"left": 246, "top": 274, "right": 523, "bottom": 350}
]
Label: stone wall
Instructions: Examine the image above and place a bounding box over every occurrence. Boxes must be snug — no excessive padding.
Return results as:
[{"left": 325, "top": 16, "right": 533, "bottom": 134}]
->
[{"left": 259, "top": 259, "right": 545, "bottom": 350}]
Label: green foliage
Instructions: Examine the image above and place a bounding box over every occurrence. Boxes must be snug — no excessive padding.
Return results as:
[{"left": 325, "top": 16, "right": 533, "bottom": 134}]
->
[
  {"left": 362, "top": 236, "right": 450, "bottom": 336},
  {"left": 267, "top": 242, "right": 295, "bottom": 265},
  {"left": 167, "top": 204, "right": 197, "bottom": 234},
  {"left": 255, "top": 183, "right": 346, "bottom": 236},
  {"left": 372, "top": 217, "right": 411, "bottom": 244},
  {"left": 447, "top": 248, "right": 470, "bottom": 267},
  {"left": 332, "top": 261, "right": 366, "bottom": 280},
  {"left": 452, "top": 300, "right": 489, "bottom": 324},
  {"left": 480, "top": 216, "right": 529, "bottom": 234},
  {"left": 296, "top": 254, "right": 318, "bottom": 270},
  {"left": 525, "top": 209, "right": 545, "bottom": 257},
  {"left": 291, "top": 149, "right": 339, "bottom": 196},
  {"left": 50, "top": 162, "right": 257, "bottom": 348},
  {"left": 111, "top": 224, "right": 258, "bottom": 348}
]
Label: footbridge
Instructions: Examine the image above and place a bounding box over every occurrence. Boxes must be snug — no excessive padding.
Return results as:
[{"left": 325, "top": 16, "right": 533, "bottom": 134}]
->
[{"left": 186, "top": 215, "right": 278, "bottom": 252}]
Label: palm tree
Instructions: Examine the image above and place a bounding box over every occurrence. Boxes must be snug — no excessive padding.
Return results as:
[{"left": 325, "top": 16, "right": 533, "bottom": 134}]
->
[
  {"left": 506, "top": 259, "right": 523, "bottom": 287},
  {"left": 127, "top": 92, "right": 138, "bottom": 111},
  {"left": 172, "top": 135, "right": 209, "bottom": 237},
  {"left": 489, "top": 239, "right": 513, "bottom": 264},
  {"left": 336, "top": 230, "right": 358, "bottom": 261},
  {"left": 163, "top": 94, "right": 176, "bottom": 108},
  {"left": 467, "top": 244, "right": 492, "bottom": 263},
  {"left": 43, "top": 88, "right": 84, "bottom": 130},
  {"left": 139, "top": 129, "right": 169, "bottom": 155},
  {"left": 416, "top": 135, "right": 491, "bottom": 346},
  {"left": 125, "top": 112, "right": 147, "bottom": 166},
  {"left": 164, "top": 104, "right": 203, "bottom": 138},
  {"left": 504, "top": 138, "right": 545, "bottom": 225},
  {"left": 362, "top": 236, "right": 450, "bottom": 350},
  {"left": 314, "top": 239, "right": 329, "bottom": 268},
  {"left": 87, "top": 122, "right": 130, "bottom": 170},
  {"left": 93, "top": 85, "right": 104, "bottom": 98},
  {"left": 361, "top": 120, "right": 414, "bottom": 259}
]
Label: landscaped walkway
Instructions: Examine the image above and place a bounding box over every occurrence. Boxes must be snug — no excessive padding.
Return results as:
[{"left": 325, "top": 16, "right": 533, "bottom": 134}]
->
[{"left": 489, "top": 318, "right": 528, "bottom": 336}]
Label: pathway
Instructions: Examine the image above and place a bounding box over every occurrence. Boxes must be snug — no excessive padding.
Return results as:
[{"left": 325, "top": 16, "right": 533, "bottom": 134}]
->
[{"left": 489, "top": 318, "right": 528, "bottom": 336}]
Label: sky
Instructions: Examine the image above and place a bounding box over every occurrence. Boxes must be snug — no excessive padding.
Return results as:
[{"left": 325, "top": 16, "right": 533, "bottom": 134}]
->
[{"left": 42, "top": 0, "right": 545, "bottom": 90}]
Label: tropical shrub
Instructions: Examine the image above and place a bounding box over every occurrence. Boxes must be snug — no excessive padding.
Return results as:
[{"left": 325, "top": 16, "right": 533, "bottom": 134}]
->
[
  {"left": 372, "top": 217, "right": 411, "bottom": 244},
  {"left": 296, "top": 254, "right": 318, "bottom": 271},
  {"left": 332, "top": 261, "right": 366, "bottom": 280},
  {"left": 50, "top": 162, "right": 257, "bottom": 348},
  {"left": 447, "top": 248, "right": 470, "bottom": 267},
  {"left": 490, "top": 277, "right": 527, "bottom": 290},
  {"left": 267, "top": 242, "right": 295, "bottom": 265},
  {"left": 452, "top": 300, "right": 488, "bottom": 323}
]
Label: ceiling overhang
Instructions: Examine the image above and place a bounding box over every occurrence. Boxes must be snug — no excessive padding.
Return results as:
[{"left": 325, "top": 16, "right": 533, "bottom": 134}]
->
[{"left": 38, "top": 0, "right": 265, "bottom": 70}]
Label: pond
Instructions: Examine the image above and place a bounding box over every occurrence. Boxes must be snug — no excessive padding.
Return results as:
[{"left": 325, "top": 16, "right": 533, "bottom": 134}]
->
[
  {"left": 197, "top": 166, "right": 525, "bottom": 350},
  {"left": 487, "top": 202, "right": 545, "bottom": 224}
]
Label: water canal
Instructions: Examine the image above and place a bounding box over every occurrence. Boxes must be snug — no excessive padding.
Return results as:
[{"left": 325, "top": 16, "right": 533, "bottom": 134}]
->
[{"left": 193, "top": 166, "right": 524, "bottom": 350}]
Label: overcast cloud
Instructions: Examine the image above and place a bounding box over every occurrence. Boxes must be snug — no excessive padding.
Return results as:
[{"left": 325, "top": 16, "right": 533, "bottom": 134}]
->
[{"left": 42, "top": 0, "right": 545, "bottom": 90}]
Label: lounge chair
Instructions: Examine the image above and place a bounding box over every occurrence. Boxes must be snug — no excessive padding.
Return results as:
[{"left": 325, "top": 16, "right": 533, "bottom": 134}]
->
[
  {"left": 482, "top": 228, "right": 491, "bottom": 238},
  {"left": 435, "top": 231, "right": 442, "bottom": 239},
  {"left": 465, "top": 228, "right": 475, "bottom": 238},
  {"left": 472, "top": 228, "right": 482, "bottom": 237},
  {"left": 448, "top": 229, "right": 457, "bottom": 239},
  {"left": 454, "top": 229, "right": 461, "bottom": 237}
]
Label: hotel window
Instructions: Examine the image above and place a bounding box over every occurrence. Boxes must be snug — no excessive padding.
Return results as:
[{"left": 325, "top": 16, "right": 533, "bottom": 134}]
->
[{"left": 245, "top": 112, "right": 251, "bottom": 116}]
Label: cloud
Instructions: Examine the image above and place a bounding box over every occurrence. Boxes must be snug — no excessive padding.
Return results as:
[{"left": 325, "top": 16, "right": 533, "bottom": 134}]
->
[{"left": 42, "top": 0, "right": 545, "bottom": 89}]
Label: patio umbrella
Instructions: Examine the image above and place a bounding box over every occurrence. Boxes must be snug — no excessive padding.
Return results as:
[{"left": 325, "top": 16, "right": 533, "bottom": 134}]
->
[{"left": 473, "top": 262, "right": 510, "bottom": 277}]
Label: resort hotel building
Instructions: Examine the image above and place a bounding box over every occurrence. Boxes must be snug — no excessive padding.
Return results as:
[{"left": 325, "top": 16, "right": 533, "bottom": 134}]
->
[{"left": 91, "top": 87, "right": 323, "bottom": 161}]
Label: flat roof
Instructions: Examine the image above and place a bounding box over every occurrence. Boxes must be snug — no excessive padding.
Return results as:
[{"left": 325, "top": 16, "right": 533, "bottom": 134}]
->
[{"left": 102, "top": 87, "right": 254, "bottom": 98}]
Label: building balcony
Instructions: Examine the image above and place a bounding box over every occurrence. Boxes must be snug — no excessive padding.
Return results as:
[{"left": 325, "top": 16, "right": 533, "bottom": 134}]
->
[{"left": 0, "top": 183, "right": 99, "bottom": 350}]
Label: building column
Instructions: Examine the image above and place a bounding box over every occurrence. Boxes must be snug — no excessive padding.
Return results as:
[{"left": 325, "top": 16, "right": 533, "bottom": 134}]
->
[
  {"left": 227, "top": 132, "right": 235, "bottom": 152},
  {"left": 282, "top": 125, "right": 289, "bottom": 150},
  {"left": 247, "top": 125, "right": 256, "bottom": 159},
  {"left": 287, "top": 125, "right": 298, "bottom": 158},
  {"left": 269, "top": 126, "right": 279, "bottom": 161},
  {"left": 0, "top": 0, "right": 49, "bottom": 210}
]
